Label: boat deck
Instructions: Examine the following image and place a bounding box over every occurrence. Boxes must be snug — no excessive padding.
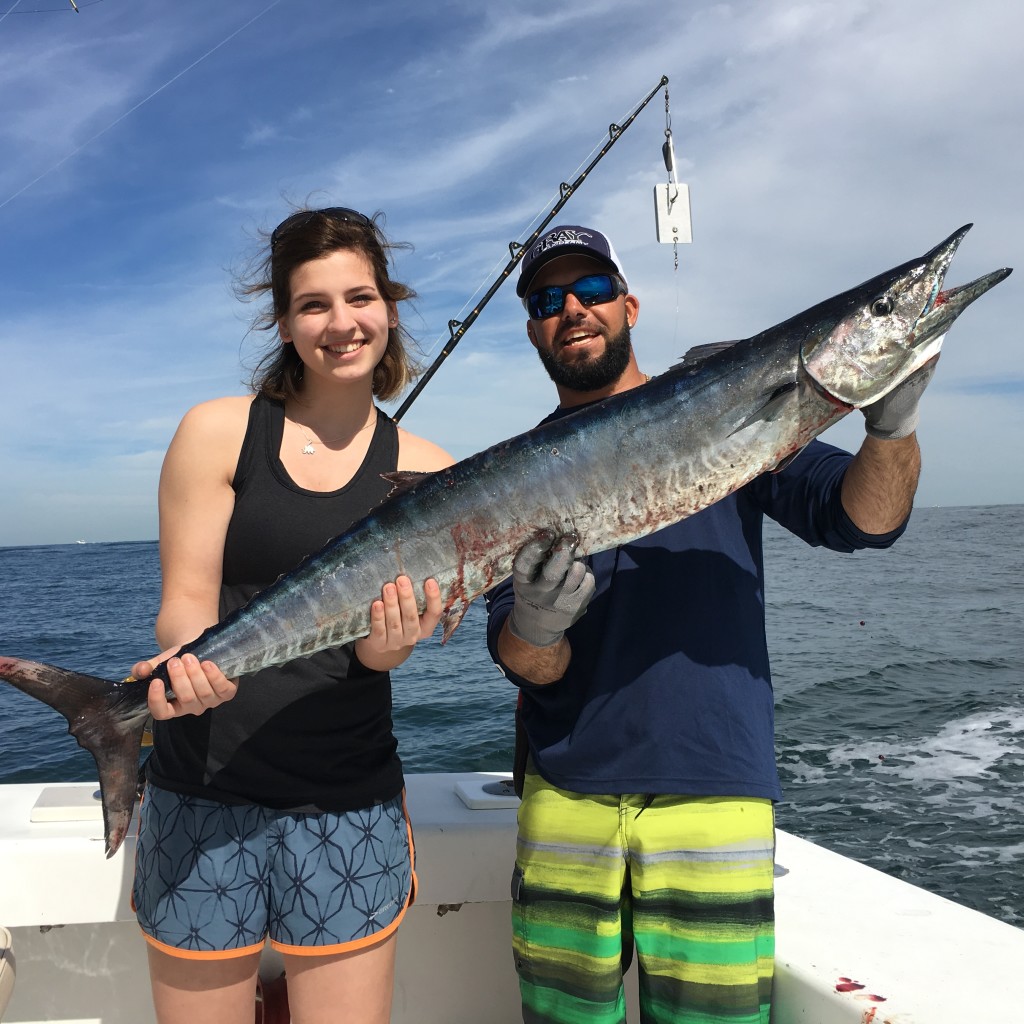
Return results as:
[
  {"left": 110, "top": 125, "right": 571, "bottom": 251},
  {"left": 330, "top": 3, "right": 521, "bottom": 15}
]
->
[{"left": 1, "top": 774, "right": 1022, "bottom": 1023}]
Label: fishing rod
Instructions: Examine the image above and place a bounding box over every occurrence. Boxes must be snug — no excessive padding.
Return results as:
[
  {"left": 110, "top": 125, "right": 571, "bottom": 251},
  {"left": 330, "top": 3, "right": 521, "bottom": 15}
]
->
[{"left": 393, "top": 74, "right": 669, "bottom": 423}]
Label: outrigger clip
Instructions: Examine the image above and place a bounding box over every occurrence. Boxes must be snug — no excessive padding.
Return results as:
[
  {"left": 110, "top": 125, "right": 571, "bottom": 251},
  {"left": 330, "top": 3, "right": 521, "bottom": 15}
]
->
[{"left": 653, "top": 82, "right": 692, "bottom": 249}]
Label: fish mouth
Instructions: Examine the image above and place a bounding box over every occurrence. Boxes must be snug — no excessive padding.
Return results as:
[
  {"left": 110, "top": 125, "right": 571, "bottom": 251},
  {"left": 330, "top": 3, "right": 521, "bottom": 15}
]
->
[
  {"left": 870, "top": 223, "right": 972, "bottom": 343},
  {"left": 915, "top": 223, "right": 973, "bottom": 318},
  {"left": 911, "top": 267, "right": 1013, "bottom": 348}
]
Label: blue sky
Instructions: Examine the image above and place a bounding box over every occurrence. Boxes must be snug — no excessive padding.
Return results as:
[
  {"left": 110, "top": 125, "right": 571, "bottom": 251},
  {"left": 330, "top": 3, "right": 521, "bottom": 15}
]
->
[{"left": 1, "top": 0, "right": 1021, "bottom": 546}]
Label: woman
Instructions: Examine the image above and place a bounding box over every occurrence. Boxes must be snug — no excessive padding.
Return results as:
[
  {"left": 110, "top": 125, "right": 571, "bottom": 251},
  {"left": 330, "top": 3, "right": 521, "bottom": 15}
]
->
[{"left": 130, "top": 207, "right": 453, "bottom": 1024}]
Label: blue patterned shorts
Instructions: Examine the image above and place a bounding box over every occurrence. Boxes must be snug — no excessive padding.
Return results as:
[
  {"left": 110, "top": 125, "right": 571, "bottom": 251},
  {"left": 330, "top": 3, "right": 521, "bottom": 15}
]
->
[{"left": 132, "top": 783, "right": 415, "bottom": 958}]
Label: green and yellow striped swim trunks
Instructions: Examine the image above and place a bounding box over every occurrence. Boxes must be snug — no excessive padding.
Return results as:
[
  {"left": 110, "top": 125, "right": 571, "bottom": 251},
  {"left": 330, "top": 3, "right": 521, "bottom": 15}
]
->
[{"left": 512, "top": 771, "right": 775, "bottom": 1023}]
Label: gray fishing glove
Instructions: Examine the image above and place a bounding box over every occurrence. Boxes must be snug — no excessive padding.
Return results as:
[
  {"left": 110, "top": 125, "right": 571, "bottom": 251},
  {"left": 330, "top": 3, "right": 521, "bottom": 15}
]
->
[
  {"left": 507, "top": 534, "right": 596, "bottom": 648},
  {"left": 862, "top": 359, "right": 939, "bottom": 440}
]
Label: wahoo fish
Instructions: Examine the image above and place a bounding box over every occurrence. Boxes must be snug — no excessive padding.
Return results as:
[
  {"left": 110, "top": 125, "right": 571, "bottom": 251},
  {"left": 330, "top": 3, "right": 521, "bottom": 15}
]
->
[{"left": 0, "top": 224, "right": 1010, "bottom": 857}]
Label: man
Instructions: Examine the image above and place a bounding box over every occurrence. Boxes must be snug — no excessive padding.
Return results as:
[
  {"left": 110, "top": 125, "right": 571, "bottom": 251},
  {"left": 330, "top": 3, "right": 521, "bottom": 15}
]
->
[{"left": 484, "top": 224, "right": 933, "bottom": 1024}]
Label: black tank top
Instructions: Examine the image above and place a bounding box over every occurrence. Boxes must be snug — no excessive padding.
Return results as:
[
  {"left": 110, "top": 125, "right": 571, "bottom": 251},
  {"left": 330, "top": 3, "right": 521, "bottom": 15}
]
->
[{"left": 147, "top": 395, "right": 404, "bottom": 811}]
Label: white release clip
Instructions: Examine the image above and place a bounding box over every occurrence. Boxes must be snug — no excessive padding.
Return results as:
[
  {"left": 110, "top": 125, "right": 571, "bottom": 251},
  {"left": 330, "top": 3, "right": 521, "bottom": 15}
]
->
[
  {"left": 654, "top": 182, "right": 692, "bottom": 245},
  {"left": 654, "top": 90, "right": 692, "bottom": 248}
]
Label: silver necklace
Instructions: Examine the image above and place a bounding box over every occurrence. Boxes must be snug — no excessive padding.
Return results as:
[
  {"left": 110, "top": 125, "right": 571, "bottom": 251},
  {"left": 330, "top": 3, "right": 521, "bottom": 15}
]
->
[{"left": 297, "top": 418, "right": 375, "bottom": 455}]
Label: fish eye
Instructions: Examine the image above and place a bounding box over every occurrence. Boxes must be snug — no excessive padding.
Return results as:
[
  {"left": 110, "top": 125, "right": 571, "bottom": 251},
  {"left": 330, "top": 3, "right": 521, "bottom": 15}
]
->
[{"left": 870, "top": 296, "right": 894, "bottom": 316}]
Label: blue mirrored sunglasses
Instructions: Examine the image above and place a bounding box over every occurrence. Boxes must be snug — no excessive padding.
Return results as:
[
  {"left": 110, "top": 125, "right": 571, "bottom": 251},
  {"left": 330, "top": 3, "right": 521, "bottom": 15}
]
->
[
  {"left": 270, "top": 207, "right": 372, "bottom": 249},
  {"left": 525, "top": 273, "right": 627, "bottom": 319}
]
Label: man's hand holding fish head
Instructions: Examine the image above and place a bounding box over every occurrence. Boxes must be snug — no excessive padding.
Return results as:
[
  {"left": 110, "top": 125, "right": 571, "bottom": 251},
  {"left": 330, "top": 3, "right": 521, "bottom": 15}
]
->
[{"left": 840, "top": 350, "right": 941, "bottom": 537}]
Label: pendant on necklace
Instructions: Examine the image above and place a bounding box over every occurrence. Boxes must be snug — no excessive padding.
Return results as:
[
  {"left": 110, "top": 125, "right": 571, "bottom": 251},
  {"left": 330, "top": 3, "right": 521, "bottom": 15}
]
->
[{"left": 301, "top": 442, "right": 317, "bottom": 455}]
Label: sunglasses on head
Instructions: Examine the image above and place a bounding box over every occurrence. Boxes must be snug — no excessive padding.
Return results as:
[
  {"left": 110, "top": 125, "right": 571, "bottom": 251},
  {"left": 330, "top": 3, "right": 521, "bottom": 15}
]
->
[
  {"left": 525, "top": 273, "right": 627, "bottom": 320},
  {"left": 270, "top": 207, "right": 372, "bottom": 249}
]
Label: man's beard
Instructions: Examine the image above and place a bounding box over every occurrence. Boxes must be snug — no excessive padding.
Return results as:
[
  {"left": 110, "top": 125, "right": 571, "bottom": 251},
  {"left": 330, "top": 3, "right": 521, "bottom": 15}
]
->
[{"left": 536, "top": 322, "right": 633, "bottom": 392}]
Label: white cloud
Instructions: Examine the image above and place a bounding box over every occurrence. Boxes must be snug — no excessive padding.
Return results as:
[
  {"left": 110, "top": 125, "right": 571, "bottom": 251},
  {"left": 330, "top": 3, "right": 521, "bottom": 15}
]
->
[{"left": 1, "top": 0, "right": 1021, "bottom": 546}]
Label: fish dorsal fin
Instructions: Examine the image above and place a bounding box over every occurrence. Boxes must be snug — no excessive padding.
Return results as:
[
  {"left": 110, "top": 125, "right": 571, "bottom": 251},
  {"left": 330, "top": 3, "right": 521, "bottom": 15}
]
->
[
  {"left": 381, "top": 470, "right": 435, "bottom": 497},
  {"left": 676, "top": 340, "right": 742, "bottom": 367}
]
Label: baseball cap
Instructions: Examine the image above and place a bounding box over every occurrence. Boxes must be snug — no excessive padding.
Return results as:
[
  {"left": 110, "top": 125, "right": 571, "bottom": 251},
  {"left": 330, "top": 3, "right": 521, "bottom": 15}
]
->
[{"left": 516, "top": 224, "right": 626, "bottom": 297}]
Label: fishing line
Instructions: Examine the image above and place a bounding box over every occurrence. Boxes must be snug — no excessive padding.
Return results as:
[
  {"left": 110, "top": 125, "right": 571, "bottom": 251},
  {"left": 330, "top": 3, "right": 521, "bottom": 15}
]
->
[
  {"left": 0, "top": 1, "right": 23, "bottom": 28},
  {"left": 662, "top": 86, "right": 680, "bottom": 272},
  {"left": 659, "top": 83, "right": 686, "bottom": 354},
  {"left": 0, "top": 0, "right": 285, "bottom": 213},
  {"left": 393, "top": 74, "right": 670, "bottom": 422},
  {"left": 3, "top": 0, "right": 103, "bottom": 16}
]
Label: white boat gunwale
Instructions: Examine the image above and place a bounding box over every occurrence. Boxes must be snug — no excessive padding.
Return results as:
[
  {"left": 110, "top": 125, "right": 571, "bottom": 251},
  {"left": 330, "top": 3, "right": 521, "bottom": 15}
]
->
[{"left": 1, "top": 773, "right": 1021, "bottom": 1023}]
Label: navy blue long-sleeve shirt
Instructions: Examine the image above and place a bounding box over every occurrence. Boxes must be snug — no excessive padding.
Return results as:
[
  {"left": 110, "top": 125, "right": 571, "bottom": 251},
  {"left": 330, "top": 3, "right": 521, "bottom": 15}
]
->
[{"left": 484, "top": 432, "right": 906, "bottom": 800}]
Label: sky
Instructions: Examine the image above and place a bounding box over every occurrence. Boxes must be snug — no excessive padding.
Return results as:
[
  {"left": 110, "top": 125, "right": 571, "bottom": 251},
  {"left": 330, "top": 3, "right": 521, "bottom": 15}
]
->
[{"left": 0, "top": 0, "right": 1021, "bottom": 547}]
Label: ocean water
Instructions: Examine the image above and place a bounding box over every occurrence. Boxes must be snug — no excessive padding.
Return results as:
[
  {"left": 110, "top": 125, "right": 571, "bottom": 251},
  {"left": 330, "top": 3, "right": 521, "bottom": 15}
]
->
[{"left": 1, "top": 504, "right": 1022, "bottom": 927}]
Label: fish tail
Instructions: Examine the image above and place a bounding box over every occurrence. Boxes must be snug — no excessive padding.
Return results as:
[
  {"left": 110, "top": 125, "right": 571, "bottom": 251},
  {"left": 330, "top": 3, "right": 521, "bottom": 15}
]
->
[{"left": 0, "top": 656, "right": 150, "bottom": 858}]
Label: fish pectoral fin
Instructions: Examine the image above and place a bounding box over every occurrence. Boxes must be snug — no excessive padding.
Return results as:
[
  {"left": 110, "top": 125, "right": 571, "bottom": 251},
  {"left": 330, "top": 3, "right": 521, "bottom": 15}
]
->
[
  {"left": 380, "top": 470, "right": 436, "bottom": 497},
  {"left": 731, "top": 381, "right": 800, "bottom": 434},
  {"left": 771, "top": 445, "right": 809, "bottom": 474},
  {"left": 0, "top": 656, "right": 149, "bottom": 858},
  {"left": 438, "top": 600, "right": 471, "bottom": 644}
]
